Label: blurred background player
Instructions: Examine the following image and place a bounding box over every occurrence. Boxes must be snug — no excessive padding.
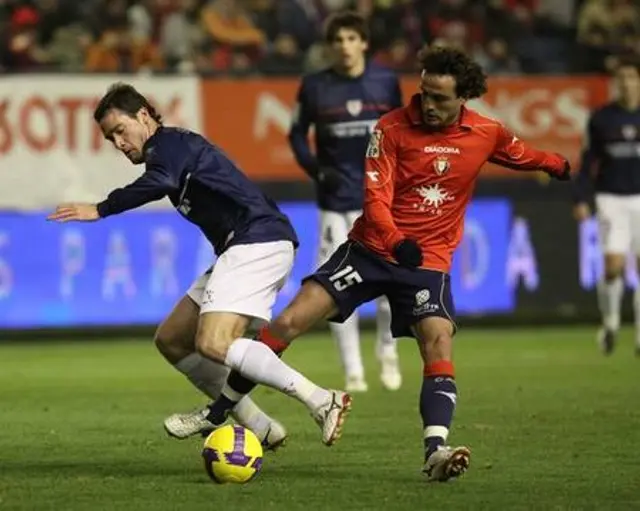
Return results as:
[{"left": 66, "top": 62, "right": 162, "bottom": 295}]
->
[
  {"left": 288, "top": 11, "right": 403, "bottom": 393},
  {"left": 167, "top": 46, "right": 570, "bottom": 481},
  {"left": 49, "top": 83, "right": 352, "bottom": 448},
  {"left": 573, "top": 56, "right": 640, "bottom": 356}
]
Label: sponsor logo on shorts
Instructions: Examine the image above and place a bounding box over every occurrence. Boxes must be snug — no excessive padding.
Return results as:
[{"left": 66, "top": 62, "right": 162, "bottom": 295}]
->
[{"left": 413, "top": 288, "right": 439, "bottom": 315}]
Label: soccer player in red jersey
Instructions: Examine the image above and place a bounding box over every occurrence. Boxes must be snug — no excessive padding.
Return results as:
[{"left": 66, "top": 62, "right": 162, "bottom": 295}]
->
[{"left": 167, "top": 46, "right": 570, "bottom": 480}]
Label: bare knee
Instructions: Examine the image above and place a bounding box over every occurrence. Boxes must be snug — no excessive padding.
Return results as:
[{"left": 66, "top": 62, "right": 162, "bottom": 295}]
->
[
  {"left": 154, "top": 324, "right": 193, "bottom": 364},
  {"left": 604, "top": 254, "right": 625, "bottom": 281},
  {"left": 195, "top": 313, "right": 250, "bottom": 363},
  {"left": 269, "top": 280, "right": 339, "bottom": 341},
  {"left": 270, "top": 310, "right": 302, "bottom": 341},
  {"left": 413, "top": 317, "right": 454, "bottom": 364},
  {"left": 423, "top": 333, "right": 453, "bottom": 362},
  {"left": 155, "top": 296, "right": 200, "bottom": 364}
]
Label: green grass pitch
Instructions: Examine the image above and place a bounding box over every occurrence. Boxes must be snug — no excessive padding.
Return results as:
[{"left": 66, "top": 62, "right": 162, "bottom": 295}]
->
[{"left": 0, "top": 327, "right": 639, "bottom": 510}]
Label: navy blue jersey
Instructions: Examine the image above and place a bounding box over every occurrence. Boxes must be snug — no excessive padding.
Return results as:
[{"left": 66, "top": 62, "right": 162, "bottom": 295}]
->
[
  {"left": 288, "top": 61, "right": 403, "bottom": 212},
  {"left": 97, "top": 127, "right": 298, "bottom": 255},
  {"left": 573, "top": 102, "right": 640, "bottom": 202}
]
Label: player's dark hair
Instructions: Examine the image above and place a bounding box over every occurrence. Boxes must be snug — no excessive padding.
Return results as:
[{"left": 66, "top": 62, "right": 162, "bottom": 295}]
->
[
  {"left": 418, "top": 46, "right": 488, "bottom": 100},
  {"left": 324, "top": 11, "right": 369, "bottom": 43},
  {"left": 93, "top": 83, "right": 163, "bottom": 124}
]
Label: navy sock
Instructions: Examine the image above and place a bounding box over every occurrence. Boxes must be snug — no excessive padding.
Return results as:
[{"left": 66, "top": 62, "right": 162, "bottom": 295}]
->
[
  {"left": 205, "top": 370, "right": 257, "bottom": 425},
  {"left": 206, "top": 393, "right": 236, "bottom": 426},
  {"left": 227, "top": 369, "right": 258, "bottom": 395},
  {"left": 420, "top": 365, "right": 457, "bottom": 460}
]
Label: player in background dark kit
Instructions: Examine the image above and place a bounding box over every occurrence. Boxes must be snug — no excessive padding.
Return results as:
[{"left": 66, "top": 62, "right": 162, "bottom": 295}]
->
[
  {"left": 288, "top": 11, "right": 404, "bottom": 393},
  {"left": 48, "top": 83, "right": 353, "bottom": 448},
  {"left": 573, "top": 57, "right": 640, "bottom": 356},
  {"left": 168, "top": 47, "right": 570, "bottom": 481}
]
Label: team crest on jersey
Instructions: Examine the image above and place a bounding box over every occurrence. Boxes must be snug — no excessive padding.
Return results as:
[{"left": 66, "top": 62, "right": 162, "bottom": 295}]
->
[
  {"left": 622, "top": 124, "right": 637, "bottom": 140},
  {"left": 346, "top": 99, "right": 363, "bottom": 117},
  {"left": 433, "top": 155, "right": 450, "bottom": 175}
]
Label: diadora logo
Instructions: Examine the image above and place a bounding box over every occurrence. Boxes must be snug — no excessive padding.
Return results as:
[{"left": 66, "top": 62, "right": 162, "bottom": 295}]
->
[{"left": 424, "top": 146, "right": 460, "bottom": 155}]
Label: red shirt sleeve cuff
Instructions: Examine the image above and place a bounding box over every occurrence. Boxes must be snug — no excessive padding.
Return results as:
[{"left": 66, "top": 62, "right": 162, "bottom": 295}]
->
[{"left": 546, "top": 153, "right": 569, "bottom": 177}]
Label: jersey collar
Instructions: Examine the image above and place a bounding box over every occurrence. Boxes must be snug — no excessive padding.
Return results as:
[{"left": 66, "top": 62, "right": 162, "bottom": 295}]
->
[
  {"left": 405, "top": 93, "right": 472, "bottom": 132},
  {"left": 142, "top": 126, "right": 162, "bottom": 160}
]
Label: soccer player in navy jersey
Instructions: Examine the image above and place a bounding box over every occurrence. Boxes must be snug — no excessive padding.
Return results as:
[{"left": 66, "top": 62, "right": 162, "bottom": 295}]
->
[
  {"left": 288, "top": 12, "right": 404, "bottom": 392},
  {"left": 48, "top": 83, "right": 352, "bottom": 447},
  {"left": 573, "top": 57, "right": 640, "bottom": 356}
]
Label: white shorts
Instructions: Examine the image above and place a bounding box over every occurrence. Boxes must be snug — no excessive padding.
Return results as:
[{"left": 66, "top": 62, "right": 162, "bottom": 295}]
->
[
  {"left": 317, "top": 210, "right": 362, "bottom": 266},
  {"left": 596, "top": 193, "right": 640, "bottom": 255},
  {"left": 187, "top": 240, "right": 295, "bottom": 323}
]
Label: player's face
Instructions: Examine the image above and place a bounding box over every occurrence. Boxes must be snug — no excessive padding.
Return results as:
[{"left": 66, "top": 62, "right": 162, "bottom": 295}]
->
[
  {"left": 616, "top": 65, "right": 640, "bottom": 104},
  {"left": 419, "top": 73, "right": 464, "bottom": 129},
  {"left": 99, "top": 108, "right": 155, "bottom": 164},
  {"left": 330, "top": 28, "right": 368, "bottom": 72}
]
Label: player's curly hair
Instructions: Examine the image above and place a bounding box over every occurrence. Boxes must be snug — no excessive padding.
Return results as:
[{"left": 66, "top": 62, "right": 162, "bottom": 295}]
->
[
  {"left": 418, "top": 45, "right": 488, "bottom": 100},
  {"left": 93, "top": 82, "right": 163, "bottom": 124},
  {"left": 324, "top": 11, "right": 369, "bottom": 43}
]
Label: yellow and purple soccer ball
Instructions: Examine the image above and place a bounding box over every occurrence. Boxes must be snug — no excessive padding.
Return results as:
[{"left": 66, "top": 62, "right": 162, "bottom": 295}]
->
[{"left": 202, "top": 424, "right": 263, "bottom": 484}]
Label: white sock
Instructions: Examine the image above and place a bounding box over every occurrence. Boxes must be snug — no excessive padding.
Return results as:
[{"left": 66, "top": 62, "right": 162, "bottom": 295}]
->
[
  {"left": 232, "top": 396, "right": 273, "bottom": 438},
  {"left": 330, "top": 314, "right": 364, "bottom": 380},
  {"left": 174, "top": 352, "right": 229, "bottom": 398},
  {"left": 597, "top": 277, "right": 623, "bottom": 331},
  {"left": 375, "top": 296, "right": 397, "bottom": 358},
  {"left": 225, "top": 338, "right": 330, "bottom": 411},
  {"left": 173, "top": 352, "right": 274, "bottom": 436}
]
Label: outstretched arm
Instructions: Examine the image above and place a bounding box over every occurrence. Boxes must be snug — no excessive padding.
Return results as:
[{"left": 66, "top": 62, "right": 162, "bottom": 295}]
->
[
  {"left": 489, "top": 123, "right": 570, "bottom": 179},
  {"left": 48, "top": 140, "right": 184, "bottom": 222}
]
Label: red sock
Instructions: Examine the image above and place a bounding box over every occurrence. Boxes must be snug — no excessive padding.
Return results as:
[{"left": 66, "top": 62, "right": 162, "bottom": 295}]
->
[
  {"left": 423, "top": 360, "right": 455, "bottom": 378},
  {"left": 256, "top": 325, "right": 289, "bottom": 355}
]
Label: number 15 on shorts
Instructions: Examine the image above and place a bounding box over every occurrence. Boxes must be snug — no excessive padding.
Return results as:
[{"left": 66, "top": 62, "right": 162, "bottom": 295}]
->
[{"left": 329, "top": 265, "right": 363, "bottom": 291}]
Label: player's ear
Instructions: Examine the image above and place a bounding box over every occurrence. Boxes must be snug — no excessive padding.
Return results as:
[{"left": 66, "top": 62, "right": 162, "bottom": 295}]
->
[{"left": 137, "top": 107, "right": 151, "bottom": 124}]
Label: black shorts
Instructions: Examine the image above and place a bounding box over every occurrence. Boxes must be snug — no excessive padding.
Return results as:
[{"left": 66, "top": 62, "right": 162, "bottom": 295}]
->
[{"left": 303, "top": 241, "right": 456, "bottom": 339}]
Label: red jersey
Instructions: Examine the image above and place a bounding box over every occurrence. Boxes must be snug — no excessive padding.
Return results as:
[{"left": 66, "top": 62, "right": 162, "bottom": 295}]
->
[{"left": 349, "top": 94, "right": 567, "bottom": 273}]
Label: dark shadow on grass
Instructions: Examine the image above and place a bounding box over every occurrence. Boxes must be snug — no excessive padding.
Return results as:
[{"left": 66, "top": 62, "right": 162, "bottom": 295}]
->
[
  {"left": 3, "top": 458, "right": 442, "bottom": 488},
  {"left": 251, "top": 462, "right": 430, "bottom": 485},
  {"left": 2, "top": 459, "right": 194, "bottom": 479}
]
